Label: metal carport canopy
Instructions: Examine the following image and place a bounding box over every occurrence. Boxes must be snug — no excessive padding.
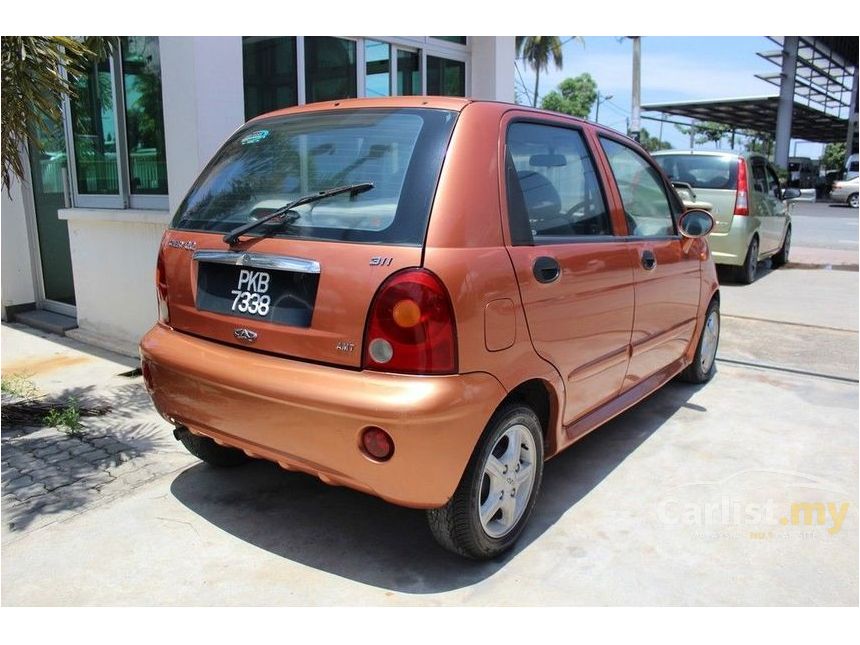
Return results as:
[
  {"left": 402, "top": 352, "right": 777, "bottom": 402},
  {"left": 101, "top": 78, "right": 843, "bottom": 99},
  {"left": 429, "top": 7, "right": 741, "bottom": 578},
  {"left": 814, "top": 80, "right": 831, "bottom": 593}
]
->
[{"left": 641, "top": 95, "right": 851, "bottom": 143}]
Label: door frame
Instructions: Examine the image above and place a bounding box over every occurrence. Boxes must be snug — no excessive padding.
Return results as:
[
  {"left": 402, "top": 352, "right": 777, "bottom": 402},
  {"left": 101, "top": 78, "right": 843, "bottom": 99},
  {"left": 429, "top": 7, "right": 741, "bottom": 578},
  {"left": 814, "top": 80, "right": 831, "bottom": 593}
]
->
[{"left": 20, "top": 140, "right": 78, "bottom": 319}]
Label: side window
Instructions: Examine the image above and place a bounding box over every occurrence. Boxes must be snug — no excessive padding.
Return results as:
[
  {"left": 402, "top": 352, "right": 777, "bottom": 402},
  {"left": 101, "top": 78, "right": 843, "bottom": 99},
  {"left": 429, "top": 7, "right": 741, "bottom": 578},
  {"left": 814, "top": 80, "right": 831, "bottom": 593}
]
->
[
  {"left": 599, "top": 138, "right": 675, "bottom": 237},
  {"left": 765, "top": 165, "right": 782, "bottom": 200},
  {"left": 751, "top": 162, "right": 768, "bottom": 194},
  {"left": 505, "top": 122, "right": 611, "bottom": 244}
]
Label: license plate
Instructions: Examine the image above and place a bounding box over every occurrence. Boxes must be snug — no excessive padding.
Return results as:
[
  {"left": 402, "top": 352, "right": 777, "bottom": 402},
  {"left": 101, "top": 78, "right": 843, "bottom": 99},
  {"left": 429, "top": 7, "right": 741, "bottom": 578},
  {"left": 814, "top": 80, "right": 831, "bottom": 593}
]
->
[{"left": 196, "top": 263, "right": 319, "bottom": 327}]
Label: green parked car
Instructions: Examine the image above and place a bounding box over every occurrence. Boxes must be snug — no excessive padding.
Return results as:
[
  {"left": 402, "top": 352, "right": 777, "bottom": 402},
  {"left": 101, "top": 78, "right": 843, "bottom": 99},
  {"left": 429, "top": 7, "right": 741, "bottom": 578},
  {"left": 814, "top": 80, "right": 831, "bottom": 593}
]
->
[{"left": 652, "top": 151, "right": 801, "bottom": 283}]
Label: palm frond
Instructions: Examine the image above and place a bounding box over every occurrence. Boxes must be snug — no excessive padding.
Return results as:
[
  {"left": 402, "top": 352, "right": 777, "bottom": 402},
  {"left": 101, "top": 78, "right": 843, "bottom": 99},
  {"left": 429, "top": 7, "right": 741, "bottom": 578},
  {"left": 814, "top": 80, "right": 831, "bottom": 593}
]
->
[{"left": 1, "top": 36, "right": 114, "bottom": 193}]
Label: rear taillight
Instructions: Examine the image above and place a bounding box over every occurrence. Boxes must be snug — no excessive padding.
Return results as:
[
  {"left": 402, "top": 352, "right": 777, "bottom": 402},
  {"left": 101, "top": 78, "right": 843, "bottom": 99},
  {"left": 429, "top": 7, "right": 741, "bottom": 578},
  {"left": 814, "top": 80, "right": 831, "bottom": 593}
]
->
[
  {"left": 155, "top": 247, "right": 169, "bottom": 323},
  {"left": 734, "top": 157, "right": 749, "bottom": 216},
  {"left": 362, "top": 268, "right": 457, "bottom": 375}
]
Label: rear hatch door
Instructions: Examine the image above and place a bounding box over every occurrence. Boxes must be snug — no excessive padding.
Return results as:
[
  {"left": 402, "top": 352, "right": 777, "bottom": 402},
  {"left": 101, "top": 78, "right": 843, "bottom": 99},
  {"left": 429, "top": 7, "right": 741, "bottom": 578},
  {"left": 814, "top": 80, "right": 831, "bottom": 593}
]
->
[
  {"left": 161, "top": 106, "right": 458, "bottom": 367},
  {"left": 656, "top": 154, "right": 739, "bottom": 233}
]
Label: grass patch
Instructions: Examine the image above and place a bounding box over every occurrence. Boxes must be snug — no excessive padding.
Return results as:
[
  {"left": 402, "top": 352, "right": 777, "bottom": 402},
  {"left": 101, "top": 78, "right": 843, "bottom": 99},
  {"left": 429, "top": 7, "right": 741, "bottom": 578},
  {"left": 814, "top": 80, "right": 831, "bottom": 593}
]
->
[
  {"left": 43, "top": 397, "right": 83, "bottom": 435},
  {"left": 1, "top": 372, "right": 39, "bottom": 399}
]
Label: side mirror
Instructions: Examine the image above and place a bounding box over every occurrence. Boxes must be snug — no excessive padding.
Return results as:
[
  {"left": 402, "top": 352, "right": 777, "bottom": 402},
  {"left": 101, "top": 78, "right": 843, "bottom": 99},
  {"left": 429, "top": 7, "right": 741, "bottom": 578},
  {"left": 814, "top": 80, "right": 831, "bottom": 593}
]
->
[
  {"left": 678, "top": 209, "right": 715, "bottom": 239},
  {"left": 782, "top": 187, "right": 802, "bottom": 201}
]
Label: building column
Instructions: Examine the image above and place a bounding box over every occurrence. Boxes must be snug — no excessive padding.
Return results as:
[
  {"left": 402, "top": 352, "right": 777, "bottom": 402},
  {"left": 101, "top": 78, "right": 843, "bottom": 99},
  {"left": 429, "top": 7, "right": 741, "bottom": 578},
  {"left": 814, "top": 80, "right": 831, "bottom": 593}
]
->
[
  {"left": 469, "top": 37, "right": 515, "bottom": 101},
  {"left": 846, "top": 66, "right": 858, "bottom": 155},
  {"left": 160, "top": 37, "right": 246, "bottom": 215},
  {"left": 774, "top": 36, "right": 798, "bottom": 170}
]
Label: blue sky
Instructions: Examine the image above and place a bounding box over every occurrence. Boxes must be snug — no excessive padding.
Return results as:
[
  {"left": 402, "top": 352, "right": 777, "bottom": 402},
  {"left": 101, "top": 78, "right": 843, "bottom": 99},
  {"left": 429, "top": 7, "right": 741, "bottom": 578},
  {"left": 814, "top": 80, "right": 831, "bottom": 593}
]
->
[{"left": 517, "top": 36, "right": 826, "bottom": 158}]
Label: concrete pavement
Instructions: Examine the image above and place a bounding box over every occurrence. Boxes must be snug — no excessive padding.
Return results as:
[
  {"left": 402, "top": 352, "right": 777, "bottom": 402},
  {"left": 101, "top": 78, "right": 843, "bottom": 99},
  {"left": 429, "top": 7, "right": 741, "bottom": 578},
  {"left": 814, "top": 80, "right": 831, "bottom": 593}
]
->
[
  {"left": 2, "top": 361, "right": 855, "bottom": 606},
  {"left": 1, "top": 268, "right": 857, "bottom": 605},
  {"left": 789, "top": 201, "right": 858, "bottom": 268}
]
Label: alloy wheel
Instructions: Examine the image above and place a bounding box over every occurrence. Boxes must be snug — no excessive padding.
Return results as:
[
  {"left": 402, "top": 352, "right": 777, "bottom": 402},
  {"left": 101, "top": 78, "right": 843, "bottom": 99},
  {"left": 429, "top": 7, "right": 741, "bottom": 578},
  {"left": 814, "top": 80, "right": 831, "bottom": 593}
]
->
[
  {"left": 700, "top": 309, "right": 720, "bottom": 373},
  {"left": 747, "top": 239, "right": 759, "bottom": 282},
  {"left": 478, "top": 423, "right": 537, "bottom": 538}
]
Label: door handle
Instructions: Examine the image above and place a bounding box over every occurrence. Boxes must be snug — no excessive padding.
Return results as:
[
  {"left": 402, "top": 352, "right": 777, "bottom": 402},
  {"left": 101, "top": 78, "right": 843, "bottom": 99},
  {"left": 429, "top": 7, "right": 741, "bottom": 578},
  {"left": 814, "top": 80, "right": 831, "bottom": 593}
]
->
[
  {"left": 533, "top": 256, "right": 561, "bottom": 283},
  {"left": 641, "top": 249, "right": 657, "bottom": 271}
]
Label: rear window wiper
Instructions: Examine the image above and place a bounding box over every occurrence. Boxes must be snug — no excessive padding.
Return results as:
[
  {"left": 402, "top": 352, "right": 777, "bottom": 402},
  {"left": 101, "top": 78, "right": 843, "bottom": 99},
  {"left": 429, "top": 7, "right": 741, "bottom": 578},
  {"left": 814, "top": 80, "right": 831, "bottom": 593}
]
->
[{"left": 223, "top": 182, "right": 374, "bottom": 245}]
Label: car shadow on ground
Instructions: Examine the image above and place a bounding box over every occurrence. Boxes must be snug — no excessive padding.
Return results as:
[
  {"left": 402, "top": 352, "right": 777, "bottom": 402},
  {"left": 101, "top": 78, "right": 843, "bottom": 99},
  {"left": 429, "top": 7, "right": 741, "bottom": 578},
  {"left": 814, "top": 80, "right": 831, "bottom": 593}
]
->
[{"left": 169, "top": 378, "right": 708, "bottom": 594}]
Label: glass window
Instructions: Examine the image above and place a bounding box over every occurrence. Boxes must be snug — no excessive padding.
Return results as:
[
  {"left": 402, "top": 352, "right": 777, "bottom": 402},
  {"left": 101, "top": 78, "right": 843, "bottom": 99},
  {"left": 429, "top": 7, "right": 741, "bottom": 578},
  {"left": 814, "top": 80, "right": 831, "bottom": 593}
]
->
[
  {"left": 173, "top": 108, "right": 458, "bottom": 246},
  {"left": 242, "top": 37, "right": 298, "bottom": 120},
  {"left": 431, "top": 37, "right": 467, "bottom": 45},
  {"left": 751, "top": 161, "right": 768, "bottom": 194},
  {"left": 121, "top": 36, "right": 168, "bottom": 195},
  {"left": 653, "top": 154, "right": 737, "bottom": 190},
  {"left": 396, "top": 49, "right": 421, "bottom": 96},
  {"left": 304, "top": 37, "right": 357, "bottom": 103},
  {"left": 70, "top": 55, "right": 119, "bottom": 195},
  {"left": 426, "top": 56, "right": 465, "bottom": 97},
  {"left": 506, "top": 123, "right": 611, "bottom": 243},
  {"left": 600, "top": 138, "right": 675, "bottom": 237},
  {"left": 766, "top": 164, "right": 782, "bottom": 200},
  {"left": 365, "top": 40, "right": 391, "bottom": 97}
]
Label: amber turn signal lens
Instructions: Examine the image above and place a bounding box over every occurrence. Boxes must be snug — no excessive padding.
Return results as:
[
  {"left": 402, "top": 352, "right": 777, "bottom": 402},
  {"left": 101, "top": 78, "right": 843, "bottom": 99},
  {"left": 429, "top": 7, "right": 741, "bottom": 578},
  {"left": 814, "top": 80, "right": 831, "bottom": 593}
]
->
[{"left": 392, "top": 299, "right": 422, "bottom": 328}]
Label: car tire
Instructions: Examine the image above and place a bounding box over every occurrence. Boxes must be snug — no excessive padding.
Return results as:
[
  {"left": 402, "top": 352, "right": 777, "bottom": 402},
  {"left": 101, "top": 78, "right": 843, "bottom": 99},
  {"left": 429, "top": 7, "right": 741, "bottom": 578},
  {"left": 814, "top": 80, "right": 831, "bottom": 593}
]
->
[
  {"left": 178, "top": 430, "right": 250, "bottom": 467},
  {"left": 678, "top": 298, "right": 720, "bottom": 384},
  {"left": 849, "top": 193, "right": 859, "bottom": 209},
  {"left": 427, "top": 403, "right": 544, "bottom": 560},
  {"left": 734, "top": 236, "right": 759, "bottom": 284},
  {"left": 772, "top": 226, "right": 791, "bottom": 268}
]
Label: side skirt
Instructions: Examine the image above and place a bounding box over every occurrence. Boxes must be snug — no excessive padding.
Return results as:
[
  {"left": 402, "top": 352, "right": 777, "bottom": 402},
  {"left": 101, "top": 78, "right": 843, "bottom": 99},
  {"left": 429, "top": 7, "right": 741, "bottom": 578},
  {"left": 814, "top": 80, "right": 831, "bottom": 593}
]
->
[{"left": 557, "top": 356, "right": 688, "bottom": 452}]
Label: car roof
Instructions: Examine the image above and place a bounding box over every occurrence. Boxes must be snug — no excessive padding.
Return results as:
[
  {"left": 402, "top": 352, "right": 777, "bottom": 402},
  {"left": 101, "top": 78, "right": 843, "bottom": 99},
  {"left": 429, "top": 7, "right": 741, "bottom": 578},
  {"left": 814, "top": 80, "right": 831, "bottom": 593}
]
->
[
  {"left": 249, "top": 96, "right": 628, "bottom": 139},
  {"left": 651, "top": 149, "right": 765, "bottom": 161}
]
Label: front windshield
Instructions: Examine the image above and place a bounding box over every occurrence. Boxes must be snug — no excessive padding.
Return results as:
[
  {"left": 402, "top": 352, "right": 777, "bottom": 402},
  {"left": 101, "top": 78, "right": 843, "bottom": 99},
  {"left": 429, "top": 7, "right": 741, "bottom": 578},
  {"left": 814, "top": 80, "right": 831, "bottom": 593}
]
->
[
  {"left": 654, "top": 154, "right": 738, "bottom": 190},
  {"left": 172, "top": 108, "right": 457, "bottom": 245}
]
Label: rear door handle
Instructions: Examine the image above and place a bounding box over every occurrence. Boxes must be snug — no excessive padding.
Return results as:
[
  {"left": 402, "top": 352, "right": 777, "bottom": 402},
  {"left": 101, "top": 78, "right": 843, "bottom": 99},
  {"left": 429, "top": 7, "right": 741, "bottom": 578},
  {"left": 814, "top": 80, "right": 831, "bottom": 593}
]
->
[
  {"left": 533, "top": 256, "right": 561, "bottom": 283},
  {"left": 641, "top": 249, "right": 657, "bottom": 271}
]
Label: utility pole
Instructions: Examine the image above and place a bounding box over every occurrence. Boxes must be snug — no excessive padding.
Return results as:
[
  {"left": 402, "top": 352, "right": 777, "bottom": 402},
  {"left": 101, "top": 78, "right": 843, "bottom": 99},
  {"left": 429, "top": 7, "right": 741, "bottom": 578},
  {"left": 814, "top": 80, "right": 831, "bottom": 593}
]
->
[{"left": 630, "top": 36, "right": 641, "bottom": 142}]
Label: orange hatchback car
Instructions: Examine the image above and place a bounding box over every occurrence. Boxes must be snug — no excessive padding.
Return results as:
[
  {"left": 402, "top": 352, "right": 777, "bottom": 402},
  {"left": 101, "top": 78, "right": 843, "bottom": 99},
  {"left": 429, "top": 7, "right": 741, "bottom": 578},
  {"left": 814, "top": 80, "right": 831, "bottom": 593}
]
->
[{"left": 140, "top": 97, "right": 720, "bottom": 559}]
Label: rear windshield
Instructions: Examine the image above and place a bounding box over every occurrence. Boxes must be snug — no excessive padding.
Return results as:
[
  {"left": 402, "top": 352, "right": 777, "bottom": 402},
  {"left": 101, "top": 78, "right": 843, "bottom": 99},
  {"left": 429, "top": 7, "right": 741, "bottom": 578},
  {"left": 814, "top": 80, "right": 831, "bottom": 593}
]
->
[
  {"left": 172, "top": 108, "right": 458, "bottom": 245},
  {"left": 653, "top": 154, "right": 738, "bottom": 190}
]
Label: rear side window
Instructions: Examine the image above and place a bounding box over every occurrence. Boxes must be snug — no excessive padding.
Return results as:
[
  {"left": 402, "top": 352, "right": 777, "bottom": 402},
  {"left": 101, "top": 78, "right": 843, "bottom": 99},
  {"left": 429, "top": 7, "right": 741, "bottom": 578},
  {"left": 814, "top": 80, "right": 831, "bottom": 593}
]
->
[
  {"left": 653, "top": 154, "right": 738, "bottom": 190},
  {"left": 505, "top": 122, "right": 611, "bottom": 244},
  {"left": 600, "top": 138, "right": 675, "bottom": 237},
  {"left": 751, "top": 161, "right": 768, "bottom": 194},
  {"left": 172, "top": 108, "right": 457, "bottom": 245}
]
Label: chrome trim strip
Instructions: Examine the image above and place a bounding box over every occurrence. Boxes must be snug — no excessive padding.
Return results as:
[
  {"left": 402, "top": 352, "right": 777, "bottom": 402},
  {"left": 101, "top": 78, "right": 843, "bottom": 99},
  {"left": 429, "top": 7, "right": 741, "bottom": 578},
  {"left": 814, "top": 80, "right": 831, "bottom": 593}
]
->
[{"left": 192, "top": 250, "right": 321, "bottom": 274}]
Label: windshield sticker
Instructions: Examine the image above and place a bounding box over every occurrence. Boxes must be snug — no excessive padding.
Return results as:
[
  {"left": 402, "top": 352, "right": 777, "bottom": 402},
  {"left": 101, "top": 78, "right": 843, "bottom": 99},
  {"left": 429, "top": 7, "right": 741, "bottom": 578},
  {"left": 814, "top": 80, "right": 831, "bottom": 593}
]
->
[{"left": 241, "top": 130, "right": 269, "bottom": 145}]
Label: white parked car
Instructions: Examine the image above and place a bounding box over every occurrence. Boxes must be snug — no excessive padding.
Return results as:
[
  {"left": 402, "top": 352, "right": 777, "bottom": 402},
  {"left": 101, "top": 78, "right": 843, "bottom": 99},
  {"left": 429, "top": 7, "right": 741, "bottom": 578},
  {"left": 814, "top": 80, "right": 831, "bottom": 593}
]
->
[{"left": 831, "top": 176, "right": 859, "bottom": 208}]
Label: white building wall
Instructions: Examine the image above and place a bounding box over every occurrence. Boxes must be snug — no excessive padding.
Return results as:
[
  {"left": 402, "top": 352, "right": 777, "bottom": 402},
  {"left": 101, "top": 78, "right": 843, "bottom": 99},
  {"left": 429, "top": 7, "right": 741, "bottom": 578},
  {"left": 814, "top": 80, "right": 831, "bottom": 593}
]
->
[
  {"left": 161, "top": 37, "right": 246, "bottom": 215},
  {"left": 469, "top": 37, "right": 515, "bottom": 102},
  {"left": 61, "top": 210, "right": 169, "bottom": 355},
  {"left": 1, "top": 176, "right": 37, "bottom": 320}
]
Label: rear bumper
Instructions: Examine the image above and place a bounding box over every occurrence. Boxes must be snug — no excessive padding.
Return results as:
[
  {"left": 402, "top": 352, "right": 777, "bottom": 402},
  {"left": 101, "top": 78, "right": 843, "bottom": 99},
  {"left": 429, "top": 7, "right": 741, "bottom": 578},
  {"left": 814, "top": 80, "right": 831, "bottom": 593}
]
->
[
  {"left": 708, "top": 215, "right": 755, "bottom": 267},
  {"left": 140, "top": 324, "right": 506, "bottom": 508}
]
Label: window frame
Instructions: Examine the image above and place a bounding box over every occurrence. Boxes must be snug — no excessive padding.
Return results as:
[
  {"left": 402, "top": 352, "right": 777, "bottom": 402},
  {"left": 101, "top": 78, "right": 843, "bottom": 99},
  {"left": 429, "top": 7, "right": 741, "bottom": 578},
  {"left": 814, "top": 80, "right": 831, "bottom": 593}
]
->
[
  {"left": 61, "top": 37, "right": 169, "bottom": 211},
  {"left": 503, "top": 118, "right": 616, "bottom": 246},
  {"left": 597, "top": 133, "right": 683, "bottom": 239}
]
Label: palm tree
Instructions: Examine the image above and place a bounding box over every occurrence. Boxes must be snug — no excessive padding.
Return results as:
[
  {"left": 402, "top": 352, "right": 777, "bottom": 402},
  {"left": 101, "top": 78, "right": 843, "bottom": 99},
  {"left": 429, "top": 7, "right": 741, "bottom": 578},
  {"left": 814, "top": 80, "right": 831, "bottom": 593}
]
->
[
  {"left": 1, "top": 37, "right": 112, "bottom": 192},
  {"left": 516, "top": 36, "right": 565, "bottom": 107}
]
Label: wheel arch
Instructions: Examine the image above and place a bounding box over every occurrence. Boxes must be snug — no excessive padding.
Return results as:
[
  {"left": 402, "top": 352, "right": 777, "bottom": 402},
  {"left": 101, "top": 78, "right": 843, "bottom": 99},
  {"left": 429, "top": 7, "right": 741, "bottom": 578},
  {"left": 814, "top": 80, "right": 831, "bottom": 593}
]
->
[{"left": 498, "top": 378, "right": 562, "bottom": 457}]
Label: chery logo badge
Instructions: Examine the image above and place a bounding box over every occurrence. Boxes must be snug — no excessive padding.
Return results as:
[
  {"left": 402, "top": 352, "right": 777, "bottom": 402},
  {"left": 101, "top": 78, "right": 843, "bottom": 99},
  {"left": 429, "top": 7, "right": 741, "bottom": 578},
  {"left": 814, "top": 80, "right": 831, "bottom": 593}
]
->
[{"left": 233, "top": 328, "right": 258, "bottom": 343}]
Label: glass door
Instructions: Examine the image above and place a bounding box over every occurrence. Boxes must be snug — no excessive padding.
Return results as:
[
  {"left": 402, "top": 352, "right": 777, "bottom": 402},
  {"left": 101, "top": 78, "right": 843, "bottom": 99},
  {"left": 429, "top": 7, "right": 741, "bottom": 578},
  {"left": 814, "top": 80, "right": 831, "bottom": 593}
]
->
[{"left": 28, "top": 119, "right": 76, "bottom": 310}]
